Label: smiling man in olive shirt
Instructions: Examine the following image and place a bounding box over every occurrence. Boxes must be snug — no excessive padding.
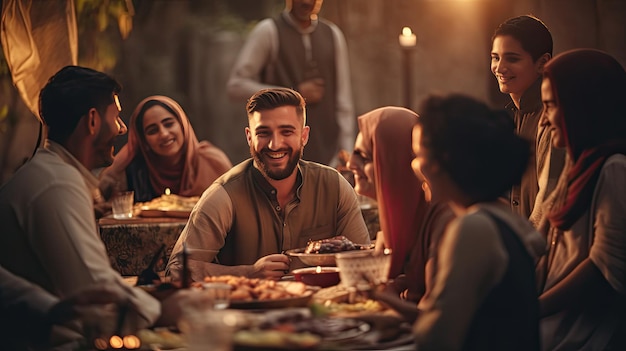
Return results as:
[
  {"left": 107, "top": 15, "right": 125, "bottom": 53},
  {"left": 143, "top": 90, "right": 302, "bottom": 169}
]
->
[{"left": 167, "top": 88, "right": 369, "bottom": 282}]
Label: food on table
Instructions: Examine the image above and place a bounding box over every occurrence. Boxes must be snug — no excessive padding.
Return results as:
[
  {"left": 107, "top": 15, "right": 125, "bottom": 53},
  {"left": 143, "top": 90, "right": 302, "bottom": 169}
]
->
[
  {"left": 234, "top": 330, "right": 321, "bottom": 349},
  {"left": 137, "top": 328, "right": 186, "bottom": 349},
  {"left": 136, "top": 194, "right": 200, "bottom": 212},
  {"left": 201, "top": 275, "right": 308, "bottom": 302},
  {"left": 304, "top": 235, "right": 361, "bottom": 254},
  {"left": 321, "top": 299, "right": 385, "bottom": 315}
]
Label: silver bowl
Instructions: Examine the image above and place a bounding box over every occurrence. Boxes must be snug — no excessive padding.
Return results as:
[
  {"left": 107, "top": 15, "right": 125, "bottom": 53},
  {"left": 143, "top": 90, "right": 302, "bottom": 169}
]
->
[
  {"left": 284, "top": 247, "right": 374, "bottom": 267},
  {"left": 284, "top": 248, "right": 338, "bottom": 266}
]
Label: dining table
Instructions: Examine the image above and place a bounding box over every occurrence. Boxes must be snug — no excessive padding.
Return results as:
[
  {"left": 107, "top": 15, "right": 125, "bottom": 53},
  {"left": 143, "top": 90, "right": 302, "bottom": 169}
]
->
[
  {"left": 98, "top": 203, "right": 380, "bottom": 277},
  {"left": 118, "top": 275, "right": 416, "bottom": 351}
]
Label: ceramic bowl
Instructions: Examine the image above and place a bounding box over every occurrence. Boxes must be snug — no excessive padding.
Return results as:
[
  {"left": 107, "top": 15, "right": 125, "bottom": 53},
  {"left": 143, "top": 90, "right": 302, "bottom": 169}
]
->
[{"left": 291, "top": 266, "right": 341, "bottom": 288}]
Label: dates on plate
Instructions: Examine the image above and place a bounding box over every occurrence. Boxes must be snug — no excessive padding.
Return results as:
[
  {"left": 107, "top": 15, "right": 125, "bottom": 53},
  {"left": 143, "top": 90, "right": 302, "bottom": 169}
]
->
[{"left": 304, "top": 236, "right": 359, "bottom": 254}]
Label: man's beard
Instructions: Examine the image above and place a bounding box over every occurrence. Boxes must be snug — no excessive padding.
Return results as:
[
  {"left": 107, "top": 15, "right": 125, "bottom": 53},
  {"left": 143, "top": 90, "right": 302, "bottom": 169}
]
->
[
  {"left": 92, "top": 129, "right": 116, "bottom": 169},
  {"left": 251, "top": 145, "right": 303, "bottom": 180}
]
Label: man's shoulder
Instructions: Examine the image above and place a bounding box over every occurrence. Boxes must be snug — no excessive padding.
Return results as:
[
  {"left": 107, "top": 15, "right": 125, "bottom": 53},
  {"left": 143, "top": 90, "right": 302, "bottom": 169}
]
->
[
  {"left": 216, "top": 159, "right": 254, "bottom": 185},
  {"left": 0, "top": 149, "right": 84, "bottom": 204},
  {"left": 3, "top": 149, "right": 80, "bottom": 187}
]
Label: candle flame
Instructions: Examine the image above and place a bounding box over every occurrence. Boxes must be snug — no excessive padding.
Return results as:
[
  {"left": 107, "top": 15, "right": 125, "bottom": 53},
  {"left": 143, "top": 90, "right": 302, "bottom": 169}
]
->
[
  {"left": 402, "top": 27, "right": 413, "bottom": 36},
  {"left": 316, "top": 266, "right": 322, "bottom": 273},
  {"left": 123, "top": 335, "right": 141, "bottom": 349},
  {"left": 109, "top": 335, "right": 124, "bottom": 349},
  {"left": 165, "top": 188, "right": 171, "bottom": 195}
]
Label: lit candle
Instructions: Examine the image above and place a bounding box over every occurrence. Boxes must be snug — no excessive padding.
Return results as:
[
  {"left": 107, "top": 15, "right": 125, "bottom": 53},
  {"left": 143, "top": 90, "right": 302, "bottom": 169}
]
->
[
  {"left": 315, "top": 266, "right": 322, "bottom": 273},
  {"left": 399, "top": 26, "right": 417, "bottom": 47},
  {"left": 164, "top": 188, "right": 171, "bottom": 196}
]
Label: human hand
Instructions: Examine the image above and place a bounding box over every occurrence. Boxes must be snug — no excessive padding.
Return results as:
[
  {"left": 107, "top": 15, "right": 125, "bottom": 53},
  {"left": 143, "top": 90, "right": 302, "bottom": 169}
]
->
[
  {"left": 47, "top": 284, "right": 127, "bottom": 325},
  {"left": 94, "top": 201, "right": 112, "bottom": 219},
  {"left": 374, "top": 231, "right": 386, "bottom": 254},
  {"left": 249, "top": 254, "right": 290, "bottom": 279},
  {"left": 298, "top": 78, "right": 325, "bottom": 104},
  {"left": 154, "top": 288, "right": 199, "bottom": 327}
]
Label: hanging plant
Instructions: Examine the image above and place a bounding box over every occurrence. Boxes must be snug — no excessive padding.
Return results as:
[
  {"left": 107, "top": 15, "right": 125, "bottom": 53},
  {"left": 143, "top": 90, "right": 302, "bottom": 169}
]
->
[{"left": 76, "top": 0, "right": 134, "bottom": 71}]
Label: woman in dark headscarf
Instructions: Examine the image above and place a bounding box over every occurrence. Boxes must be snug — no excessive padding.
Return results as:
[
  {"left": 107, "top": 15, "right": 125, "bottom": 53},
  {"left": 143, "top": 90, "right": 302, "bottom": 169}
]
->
[
  {"left": 347, "top": 106, "right": 453, "bottom": 303},
  {"left": 100, "top": 96, "right": 232, "bottom": 202},
  {"left": 535, "top": 49, "right": 626, "bottom": 350}
]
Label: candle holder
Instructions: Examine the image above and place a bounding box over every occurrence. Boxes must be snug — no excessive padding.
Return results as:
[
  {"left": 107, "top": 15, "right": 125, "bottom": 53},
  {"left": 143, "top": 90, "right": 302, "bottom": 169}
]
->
[{"left": 399, "top": 27, "right": 417, "bottom": 109}]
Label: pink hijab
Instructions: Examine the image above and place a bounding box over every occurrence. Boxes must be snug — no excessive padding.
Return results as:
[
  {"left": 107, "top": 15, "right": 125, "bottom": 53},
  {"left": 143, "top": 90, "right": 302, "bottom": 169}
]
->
[
  {"left": 357, "top": 107, "right": 430, "bottom": 278},
  {"left": 102, "top": 95, "right": 232, "bottom": 198}
]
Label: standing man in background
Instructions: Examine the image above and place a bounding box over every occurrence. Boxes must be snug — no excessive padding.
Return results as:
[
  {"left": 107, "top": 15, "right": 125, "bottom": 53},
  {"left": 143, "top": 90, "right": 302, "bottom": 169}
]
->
[{"left": 227, "top": 0, "right": 355, "bottom": 166}]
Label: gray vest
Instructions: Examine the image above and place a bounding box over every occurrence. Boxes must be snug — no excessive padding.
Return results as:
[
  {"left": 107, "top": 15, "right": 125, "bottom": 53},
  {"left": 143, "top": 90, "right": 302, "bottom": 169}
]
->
[{"left": 269, "top": 15, "right": 339, "bottom": 164}]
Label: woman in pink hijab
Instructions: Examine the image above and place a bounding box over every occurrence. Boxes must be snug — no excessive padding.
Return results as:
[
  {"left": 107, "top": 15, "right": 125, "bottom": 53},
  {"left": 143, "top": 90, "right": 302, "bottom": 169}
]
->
[
  {"left": 347, "top": 106, "right": 453, "bottom": 303},
  {"left": 99, "top": 95, "right": 232, "bottom": 202}
]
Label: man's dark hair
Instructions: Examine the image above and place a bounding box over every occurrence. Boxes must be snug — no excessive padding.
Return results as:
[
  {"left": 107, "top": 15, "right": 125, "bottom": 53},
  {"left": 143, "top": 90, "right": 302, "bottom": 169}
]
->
[
  {"left": 246, "top": 88, "right": 306, "bottom": 124},
  {"left": 39, "top": 65, "right": 121, "bottom": 144},
  {"left": 492, "top": 15, "right": 553, "bottom": 62}
]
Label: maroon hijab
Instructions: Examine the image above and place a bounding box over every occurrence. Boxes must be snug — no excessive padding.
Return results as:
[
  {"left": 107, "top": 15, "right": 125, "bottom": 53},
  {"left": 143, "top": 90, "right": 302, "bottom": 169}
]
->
[
  {"left": 357, "top": 107, "right": 429, "bottom": 277},
  {"left": 543, "top": 49, "right": 626, "bottom": 230}
]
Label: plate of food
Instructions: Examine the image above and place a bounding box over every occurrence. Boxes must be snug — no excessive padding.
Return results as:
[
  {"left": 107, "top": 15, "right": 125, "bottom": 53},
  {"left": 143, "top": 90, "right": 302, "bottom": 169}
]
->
[
  {"left": 201, "top": 275, "right": 313, "bottom": 310},
  {"left": 136, "top": 194, "right": 199, "bottom": 218},
  {"left": 285, "top": 236, "right": 374, "bottom": 266}
]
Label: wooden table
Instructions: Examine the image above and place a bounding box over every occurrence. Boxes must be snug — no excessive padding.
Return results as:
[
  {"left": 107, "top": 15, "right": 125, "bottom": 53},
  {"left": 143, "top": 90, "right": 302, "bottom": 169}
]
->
[{"left": 99, "top": 216, "right": 187, "bottom": 276}]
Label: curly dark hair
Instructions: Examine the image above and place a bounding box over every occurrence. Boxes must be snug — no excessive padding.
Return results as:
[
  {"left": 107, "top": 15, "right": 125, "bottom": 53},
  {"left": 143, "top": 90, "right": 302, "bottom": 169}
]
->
[{"left": 416, "top": 93, "right": 531, "bottom": 203}]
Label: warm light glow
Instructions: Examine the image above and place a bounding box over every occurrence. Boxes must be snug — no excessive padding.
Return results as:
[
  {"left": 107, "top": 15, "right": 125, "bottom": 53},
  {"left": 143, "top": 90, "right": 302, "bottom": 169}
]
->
[
  {"left": 123, "top": 335, "right": 141, "bottom": 349},
  {"left": 399, "top": 27, "right": 417, "bottom": 47},
  {"left": 315, "top": 266, "right": 322, "bottom": 273},
  {"left": 109, "top": 335, "right": 124, "bottom": 349},
  {"left": 93, "top": 338, "right": 108, "bottom": 350},
  {"left": 165, "top": 188, "right": 171, "bottom": 195},
  {"left": 114, "top": 94, "right": 122, "bottom": 112}
]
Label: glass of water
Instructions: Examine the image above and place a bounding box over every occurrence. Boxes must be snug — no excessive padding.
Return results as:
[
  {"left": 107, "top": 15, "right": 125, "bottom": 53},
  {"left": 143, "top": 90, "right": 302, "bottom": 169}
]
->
[{"left": 112, "top": 191, "right": 134, "bottom": 219}]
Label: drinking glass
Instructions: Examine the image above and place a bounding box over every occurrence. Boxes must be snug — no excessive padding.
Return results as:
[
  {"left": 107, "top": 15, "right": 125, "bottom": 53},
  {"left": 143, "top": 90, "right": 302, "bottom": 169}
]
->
[{"left": 112, "top": 191, "right": 134, "bottom": 219}]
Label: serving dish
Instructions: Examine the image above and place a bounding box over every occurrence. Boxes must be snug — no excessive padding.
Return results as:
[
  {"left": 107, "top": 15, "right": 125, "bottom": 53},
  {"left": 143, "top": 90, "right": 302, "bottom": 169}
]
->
[
  {"left": 292, "top": 267, "right": 340, "bottom": 288},
  {"left": 229, "top": 292, "right": 313, "bottom": 310},
  {"left": 285, "top": 247, "right": 374, "bottom": 267}
]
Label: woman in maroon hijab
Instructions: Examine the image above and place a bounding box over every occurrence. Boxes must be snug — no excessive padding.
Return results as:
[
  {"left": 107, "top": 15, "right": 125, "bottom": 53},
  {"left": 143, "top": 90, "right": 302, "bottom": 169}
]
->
[
  {"left": 99, "top": 96, "right": 232, "bottom": 202},
  {"left": 535, "top": 49, "right": 626, "bottom": 350},
  {"left": 347, "top": 106, "right": 453, "bottom": 303}
]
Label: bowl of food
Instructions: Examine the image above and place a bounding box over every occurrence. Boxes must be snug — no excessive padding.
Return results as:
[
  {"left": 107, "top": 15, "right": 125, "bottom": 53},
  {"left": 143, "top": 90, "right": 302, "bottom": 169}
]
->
[
  {"left": 285, "top": 236, "right": 373, "bottom": 267},
  {"left": 284, "top": 248, "right": 338, "bottom": 266},
  {"left": 292, "top": 266, "right": 341, "bottom": 288}
]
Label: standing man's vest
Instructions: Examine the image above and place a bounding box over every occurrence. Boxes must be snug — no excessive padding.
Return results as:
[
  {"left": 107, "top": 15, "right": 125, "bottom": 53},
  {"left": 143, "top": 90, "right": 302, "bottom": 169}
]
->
[{"left": 268, "top": 15, "right": 339, "bottom": 165}]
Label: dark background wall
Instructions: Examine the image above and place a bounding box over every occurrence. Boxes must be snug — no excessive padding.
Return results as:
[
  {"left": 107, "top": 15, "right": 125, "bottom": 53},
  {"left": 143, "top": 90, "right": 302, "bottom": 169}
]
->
[
  {"left": 2, "top": 0, "right": 625, "bottom": 182},
  {"left": 113, "top": 0, "right": 626, "bottom": 164}
]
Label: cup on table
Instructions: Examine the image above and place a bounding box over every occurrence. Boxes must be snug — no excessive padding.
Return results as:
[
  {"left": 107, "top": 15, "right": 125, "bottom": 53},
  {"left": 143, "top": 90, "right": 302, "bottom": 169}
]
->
[
  {"left": 178, "top": 293, "right": 241, "bottom": 351},
  {"left": 201, "top": 282, "right": 232, "bottom": 310},
  {"left": 112, "top": 191, "right": 134, "bottom": 219}
]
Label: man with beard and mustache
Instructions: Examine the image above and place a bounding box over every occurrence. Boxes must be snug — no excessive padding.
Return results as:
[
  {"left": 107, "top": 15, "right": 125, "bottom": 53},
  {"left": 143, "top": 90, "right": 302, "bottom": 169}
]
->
[
  {"left": 0, "top": 66, "right": 187, "bottom": 349},
  {"left": 227, "top": 0, "right": 355, "bottom": 166},
  {"left": 167, "top": 88, "right": 369, "bottom": 281}
]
